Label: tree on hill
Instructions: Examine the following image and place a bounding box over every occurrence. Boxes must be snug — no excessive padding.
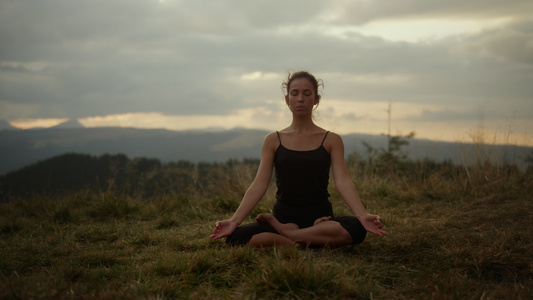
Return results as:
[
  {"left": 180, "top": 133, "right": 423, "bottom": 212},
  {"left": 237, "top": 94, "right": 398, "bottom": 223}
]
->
[{"left": 0, "top": 153, "right": 260, "bottom": 201}]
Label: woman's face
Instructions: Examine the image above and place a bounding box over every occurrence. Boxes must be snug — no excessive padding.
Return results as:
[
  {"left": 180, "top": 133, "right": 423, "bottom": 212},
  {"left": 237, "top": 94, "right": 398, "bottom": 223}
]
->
[{"left": 285, "top": 78, "right": 319, "bottom": 115}]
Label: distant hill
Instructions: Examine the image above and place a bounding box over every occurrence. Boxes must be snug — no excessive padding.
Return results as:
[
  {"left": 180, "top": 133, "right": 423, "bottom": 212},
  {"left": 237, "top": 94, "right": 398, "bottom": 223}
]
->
[
  {"left": 0, "top": 127, "right": 268, "bottom": 176},
  {"left": 0, "top": 119, "right": 20, "bottom": 131},
  {"left": 0, "top": 127, "right": 531, "bottom": 176},
  {"left": 51, "top": 119, "right": 85, "bottom": 129}
]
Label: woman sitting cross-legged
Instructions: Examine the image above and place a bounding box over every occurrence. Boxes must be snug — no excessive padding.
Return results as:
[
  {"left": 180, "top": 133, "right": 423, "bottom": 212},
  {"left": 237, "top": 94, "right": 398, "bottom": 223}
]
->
[{"left": 210, "top": 71, "right": 387, "bottom": 248}]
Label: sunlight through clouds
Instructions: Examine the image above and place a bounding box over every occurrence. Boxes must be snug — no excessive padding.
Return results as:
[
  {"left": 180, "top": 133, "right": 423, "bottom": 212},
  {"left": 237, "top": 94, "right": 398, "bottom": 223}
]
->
[
  {"left": 78, "top": 108, "right": 291, "bottom": 132},
  {"left": 352, "top": 18, "right": 512, "bottom": 42},
  {"left": 317, "top": 99, "right": 532, "bottom": 146},
  {"left": 10, "top": 118, "right": 70, "bottom": 129},
  {"left": 240, "top": 72, "right": 280, "bottom": 81}
]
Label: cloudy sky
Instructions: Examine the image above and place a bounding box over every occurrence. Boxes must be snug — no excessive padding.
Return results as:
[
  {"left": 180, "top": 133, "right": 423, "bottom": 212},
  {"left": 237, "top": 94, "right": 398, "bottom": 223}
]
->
[{"left": 1, "top": 0, "right": 532, "bottom": 145}]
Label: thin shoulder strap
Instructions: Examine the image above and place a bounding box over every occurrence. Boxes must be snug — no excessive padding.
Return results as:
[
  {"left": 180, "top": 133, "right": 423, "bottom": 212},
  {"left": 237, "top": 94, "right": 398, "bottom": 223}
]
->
[
  {"left": 321, "top": 131, "right": 330, "bottom": 145},
  {"left": 276, "top": 131, "right": 282, "bottom": 145}
]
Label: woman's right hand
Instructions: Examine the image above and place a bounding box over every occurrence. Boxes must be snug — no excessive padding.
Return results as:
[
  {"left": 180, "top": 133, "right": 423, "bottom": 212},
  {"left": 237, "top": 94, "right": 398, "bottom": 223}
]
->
[
  {"left": 210, "top": 220, "right": 239, "bottom": 240},
  {"left": 359, "top": 214, "right": 388, "bottom": 237}
]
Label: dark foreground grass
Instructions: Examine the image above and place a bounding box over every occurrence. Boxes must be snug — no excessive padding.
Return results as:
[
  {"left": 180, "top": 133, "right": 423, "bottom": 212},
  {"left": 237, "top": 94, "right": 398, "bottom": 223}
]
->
[{"left": 1, "top": 186, "right": 531, "bottom": 300}]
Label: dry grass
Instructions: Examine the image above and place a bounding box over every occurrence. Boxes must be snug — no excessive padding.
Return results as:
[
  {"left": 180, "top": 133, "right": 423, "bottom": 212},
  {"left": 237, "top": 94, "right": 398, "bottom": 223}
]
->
[{"left": 1, "top": 156, "right": 532, "bottom": 299}]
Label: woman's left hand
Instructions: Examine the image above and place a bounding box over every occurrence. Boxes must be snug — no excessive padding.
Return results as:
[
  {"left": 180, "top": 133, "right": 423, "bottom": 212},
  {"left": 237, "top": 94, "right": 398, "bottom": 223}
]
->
[
  {"left": 359, "top": 214, "right": 388, "bottom": 237},
  {"left": 210, "top": 220, "right": 239, "bottom": 240}
]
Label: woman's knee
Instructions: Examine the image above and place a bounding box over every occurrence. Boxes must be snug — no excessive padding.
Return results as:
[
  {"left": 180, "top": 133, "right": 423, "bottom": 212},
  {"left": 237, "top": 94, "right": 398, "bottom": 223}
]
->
[
  {"left": 225, "top": 222, "right": 278, "bottom": 246},
  {"left": 333, "top": 216, "right": 367, "bottom": 245}
]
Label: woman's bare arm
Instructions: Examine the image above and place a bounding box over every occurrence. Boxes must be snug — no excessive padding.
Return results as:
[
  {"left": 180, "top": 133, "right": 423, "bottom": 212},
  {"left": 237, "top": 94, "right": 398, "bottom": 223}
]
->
[
  {"left": 329, "top": 133, "right": 387, "bottom": 236},
  {"left": 210, "top": 132, "right": 277, "bottom": 240}
]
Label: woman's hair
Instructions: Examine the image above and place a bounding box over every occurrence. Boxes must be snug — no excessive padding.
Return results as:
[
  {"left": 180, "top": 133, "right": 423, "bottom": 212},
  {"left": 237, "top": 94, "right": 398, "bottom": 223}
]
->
[{"left": 282, "top": 71, "right": 323, "bottom": 99}]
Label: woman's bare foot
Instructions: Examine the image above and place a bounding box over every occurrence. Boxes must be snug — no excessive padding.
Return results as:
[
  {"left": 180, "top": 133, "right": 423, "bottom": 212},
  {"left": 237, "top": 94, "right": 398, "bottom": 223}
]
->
[
  {"left": 255, "top": 214, "right": 299, "bottom": 237},
  {"left": 314, "top": 216, "right": 332, "bottom": 226}
]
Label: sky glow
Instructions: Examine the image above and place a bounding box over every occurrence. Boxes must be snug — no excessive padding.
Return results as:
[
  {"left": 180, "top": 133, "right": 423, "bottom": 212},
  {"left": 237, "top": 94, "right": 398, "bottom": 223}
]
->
[{"left": 1, "top": 0, "right": 532, "bottom": 146}]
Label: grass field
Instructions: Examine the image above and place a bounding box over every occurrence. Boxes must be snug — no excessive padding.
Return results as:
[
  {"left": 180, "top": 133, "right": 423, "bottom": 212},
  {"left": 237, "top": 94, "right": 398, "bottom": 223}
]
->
[{"left": 1, "top": 158, "right": 532, "bottom": 299}]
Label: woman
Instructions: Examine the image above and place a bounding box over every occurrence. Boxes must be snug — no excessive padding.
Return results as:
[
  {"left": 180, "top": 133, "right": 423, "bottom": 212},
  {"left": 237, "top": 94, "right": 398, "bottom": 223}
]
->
[{"left": 210, "top": 71, "right": 387, "bottom": 248}]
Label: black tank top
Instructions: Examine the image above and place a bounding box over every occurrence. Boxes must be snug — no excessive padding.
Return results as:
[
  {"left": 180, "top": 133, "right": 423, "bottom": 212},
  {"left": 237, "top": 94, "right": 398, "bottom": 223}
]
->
[{"left": 274, "top": 131, "right": 331, "bottom": 207}]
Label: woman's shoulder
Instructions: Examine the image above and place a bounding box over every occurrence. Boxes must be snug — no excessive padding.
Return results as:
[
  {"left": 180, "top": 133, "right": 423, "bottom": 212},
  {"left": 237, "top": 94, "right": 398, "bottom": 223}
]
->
[
  {"left": 262, "top": 131, "right": 281, "bottom": 149},
  {"left": 264, "top": 131, "right": 280, "bottom": 141},
  {"left": 325, "top": 131, "right": 342, "bottom": 142},
  {"left": 323, "top": 131, "right": 344, "bottom": 152}
]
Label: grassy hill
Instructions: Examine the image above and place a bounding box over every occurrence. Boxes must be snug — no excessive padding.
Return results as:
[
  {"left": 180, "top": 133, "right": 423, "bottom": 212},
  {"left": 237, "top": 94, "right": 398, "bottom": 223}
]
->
[{"left": 0, "top": 148, "right": 532, "bottom": 298}]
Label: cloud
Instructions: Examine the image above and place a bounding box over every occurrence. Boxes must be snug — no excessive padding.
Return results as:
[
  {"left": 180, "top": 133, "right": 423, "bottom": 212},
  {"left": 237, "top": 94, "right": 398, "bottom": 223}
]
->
[
  {"left": 0, "top": 0, "right": 531, "bottom": 145},
  {"left": 463, "top": 19, "right": 533, "bottom": 66},
  {"left": 332, "top": 0, "right": 533, "bottom": 24}
]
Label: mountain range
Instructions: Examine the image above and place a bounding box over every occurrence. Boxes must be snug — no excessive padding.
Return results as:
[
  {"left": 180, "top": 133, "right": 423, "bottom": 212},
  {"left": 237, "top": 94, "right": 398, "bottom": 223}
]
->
[{"left": 1, "top": 120, "right": 531, "bottom": 176}]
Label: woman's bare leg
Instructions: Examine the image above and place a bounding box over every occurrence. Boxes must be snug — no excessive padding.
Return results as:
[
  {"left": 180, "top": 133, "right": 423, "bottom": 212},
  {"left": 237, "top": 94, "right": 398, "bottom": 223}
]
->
[
  {"left": 314, "top": 216, "right": 332, "bottom": 225},
  {"left": 256, "top": 214, "right": 353, "bottom": 247},
  {"left": 247, "top": 232, "right": 298, "bottom": 248}
]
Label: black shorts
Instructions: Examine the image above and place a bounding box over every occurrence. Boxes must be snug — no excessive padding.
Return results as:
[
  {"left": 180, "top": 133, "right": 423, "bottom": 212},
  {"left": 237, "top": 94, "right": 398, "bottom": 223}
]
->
[{"left": 225, "top": 215, "right": 367, "bottom": 246}]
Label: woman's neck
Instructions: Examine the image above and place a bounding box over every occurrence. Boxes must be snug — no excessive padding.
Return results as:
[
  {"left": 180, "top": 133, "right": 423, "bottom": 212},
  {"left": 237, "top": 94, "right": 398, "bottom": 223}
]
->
[{"left": 286, "top": 117, "right": 320, "bottom": 133}]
